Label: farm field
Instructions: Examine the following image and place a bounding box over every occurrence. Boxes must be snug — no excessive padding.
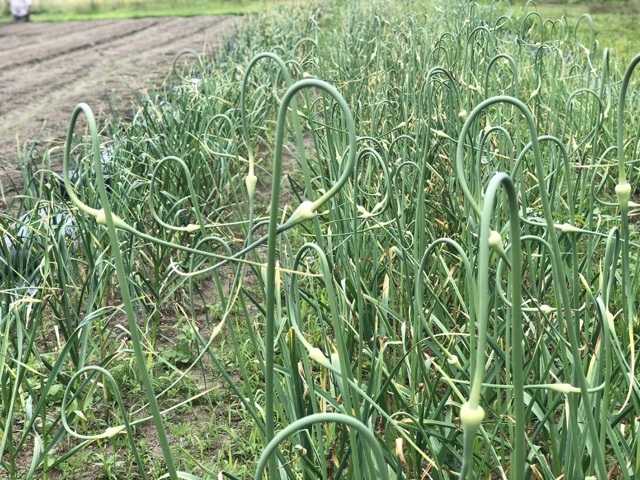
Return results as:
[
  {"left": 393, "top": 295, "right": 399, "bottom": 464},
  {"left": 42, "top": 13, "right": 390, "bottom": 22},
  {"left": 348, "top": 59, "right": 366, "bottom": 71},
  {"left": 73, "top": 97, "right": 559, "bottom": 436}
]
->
[
  {"left": 0, "top": 0, "right": 270, "bottom": 21},
  {"left": 0, "top": 16, "right": 241, "bottom": 197},
  {"left": 1, "top": 0, "right": 639, "bottom": 479},
  {"left": 512, "top": 1, "right": 640, "bottom": 64}
]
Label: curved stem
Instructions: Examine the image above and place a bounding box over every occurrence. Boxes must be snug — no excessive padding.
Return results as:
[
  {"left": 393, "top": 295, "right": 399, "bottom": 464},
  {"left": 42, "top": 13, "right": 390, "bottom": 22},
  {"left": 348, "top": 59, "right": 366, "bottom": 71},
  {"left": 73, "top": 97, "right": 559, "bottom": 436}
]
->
[
  {"left": 63, "top": 103, "right": 179, "bottom": 479},
  {"left": 254, "top": 413, "right": 389, "bottom": 480},
  {"left": 264, "top": 78, "right": 357, "bottom": 479}
]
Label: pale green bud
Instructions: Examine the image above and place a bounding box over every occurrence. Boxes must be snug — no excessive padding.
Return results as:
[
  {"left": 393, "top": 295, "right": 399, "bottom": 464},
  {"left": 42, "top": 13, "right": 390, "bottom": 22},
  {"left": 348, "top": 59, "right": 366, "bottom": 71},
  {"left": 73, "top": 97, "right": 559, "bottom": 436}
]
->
[
  {"left": 606, "top": 309, "right": 616, "bottom": 334},
  {"left": 539, "top": 304, "right": 555, "bottom": 315},
  {"left": 245, "top": 174, "right": 257, "bottom": 198},
  {"left": 95, "top": 209, "right": 128, "bottom": 229},
  {"left": 460, "top": 402, "right": 484, "bottom": 429},
  {"left": 447, "top": 355, "right": 462, "bottom": 370},
  {"left": 183, "top": 224, "right": 200, "bottom": 233},
  {"left": 308, "top": 347, "right": 331, "bottom": 369},
  {"left": 357, "top": 205, "right": 372, "bottom": 218},
  {"left": 488, "top": 230, "right": 503, "bottom": 252},
  {"left": 382, "top": 274, "right": 390, "bottom": 305},
  {"left": 547, "top": 383, "right": 580, "bottom": 394},
  {"left": 99, "top": 425, "right": 125, "bottom": 439},
  {"left": 288, "top": 200, "right": 317, "bottom": 225},
  {"left": 556, "top": 223, "right": 581, "bottom": 233},
  {"left": 615, "top": 182, "right": 632, "bottom": 206},
  {"left": 25, "top": 396, "right": 33, "bottom": 422}
]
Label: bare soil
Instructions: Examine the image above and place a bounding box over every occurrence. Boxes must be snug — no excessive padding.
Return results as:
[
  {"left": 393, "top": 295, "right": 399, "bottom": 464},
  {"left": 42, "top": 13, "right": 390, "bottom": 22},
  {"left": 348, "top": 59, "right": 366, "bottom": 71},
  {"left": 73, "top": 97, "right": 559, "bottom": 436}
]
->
[{"left": 0, "top": 15, "right": 242, "bottom": 198}]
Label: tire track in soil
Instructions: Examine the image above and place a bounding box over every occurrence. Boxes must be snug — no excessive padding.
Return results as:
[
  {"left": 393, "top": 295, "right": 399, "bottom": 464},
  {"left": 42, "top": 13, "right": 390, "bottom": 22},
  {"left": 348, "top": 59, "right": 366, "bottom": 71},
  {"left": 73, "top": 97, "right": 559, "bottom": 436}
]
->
[{"left": 0, "top": 15, "right": 242, "bottom": 197}]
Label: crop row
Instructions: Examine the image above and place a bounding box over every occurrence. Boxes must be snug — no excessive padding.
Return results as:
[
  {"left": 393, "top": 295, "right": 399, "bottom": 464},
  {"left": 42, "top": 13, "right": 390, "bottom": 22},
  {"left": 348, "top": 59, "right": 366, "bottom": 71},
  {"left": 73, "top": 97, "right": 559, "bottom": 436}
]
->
[{"left": 1, "top": 0, "right": 638, "bottom": 478}]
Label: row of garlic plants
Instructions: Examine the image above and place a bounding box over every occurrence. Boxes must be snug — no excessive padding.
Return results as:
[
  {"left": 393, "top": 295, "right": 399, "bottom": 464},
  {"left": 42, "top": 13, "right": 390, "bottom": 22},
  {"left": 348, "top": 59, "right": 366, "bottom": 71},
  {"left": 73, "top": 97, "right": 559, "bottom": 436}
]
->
[
  {"left": 0, "top": 1, "right": 330, "bottom": 478},
  {"left": 231, "top": 1, "right": 639, "bottom": 478},
  {"left": 2, "top": 0, "right": 639, "bottom": 478}
]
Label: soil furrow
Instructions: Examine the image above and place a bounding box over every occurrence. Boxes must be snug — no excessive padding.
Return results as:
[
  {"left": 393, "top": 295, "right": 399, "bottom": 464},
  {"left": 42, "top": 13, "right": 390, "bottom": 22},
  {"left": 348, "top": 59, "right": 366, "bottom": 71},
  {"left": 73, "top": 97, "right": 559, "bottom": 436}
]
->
[
  {"left": 0, "top": 18, "right": 160, "bottom": 71},
  {"left": 0, "top": 15, "right": 242, "bottom": 198}
]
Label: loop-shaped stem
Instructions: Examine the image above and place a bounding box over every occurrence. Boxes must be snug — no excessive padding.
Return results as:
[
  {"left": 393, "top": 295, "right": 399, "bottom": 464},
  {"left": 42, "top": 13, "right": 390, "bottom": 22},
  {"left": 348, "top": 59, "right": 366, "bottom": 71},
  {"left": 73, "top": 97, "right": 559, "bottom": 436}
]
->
[
  {"left": 518, "top": 11, "right": 543, "bottom": 46},
  {"left": 149, "top": 156, "right": 206, "bottom": 233},
  {"left": 457, "top": 96, "right": 608, "bottom": 479},
  {"left": 616, "top": 54, "right": 640, "bottom": 186},
  {"left": 63, "top": 103, "right": 102, "bottom": 220},
  {"left": 353, "top": 147, "right": 391, "bottom": 219},
  {"left": 61, "top": 366, "right": 148, "bottom": 480},
  {"left": 254, "top": 413, "right": 389, "bottom": 480},
  {"left": 484, "top": 53, "right": 518, "bottom": 98},
  {"left": 240, "top": 52, "right": 296, "bottom": 183},
  {"left": 172, "top": 48, "right": 203, "bottom": 83},
  {"left": 574, "top": 14, "right": 596, "bottom": 53},
  {"left": 202, "top": 113, "right": 239, "bottom": 160}
]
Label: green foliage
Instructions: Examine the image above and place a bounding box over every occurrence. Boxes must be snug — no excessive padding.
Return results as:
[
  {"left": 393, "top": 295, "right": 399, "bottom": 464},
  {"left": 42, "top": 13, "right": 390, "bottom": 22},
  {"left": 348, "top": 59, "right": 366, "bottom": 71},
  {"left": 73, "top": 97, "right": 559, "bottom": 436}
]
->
[
  {"left": 1, "top": 0, "right": 640, "bottom": 478},
  {"left": 488, "top": 0, "right": 640, "bottom": 64}
]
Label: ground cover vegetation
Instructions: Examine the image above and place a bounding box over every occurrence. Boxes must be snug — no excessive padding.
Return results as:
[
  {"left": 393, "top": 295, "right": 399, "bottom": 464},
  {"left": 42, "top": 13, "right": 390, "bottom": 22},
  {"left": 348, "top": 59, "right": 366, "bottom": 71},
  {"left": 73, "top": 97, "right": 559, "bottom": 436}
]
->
[
  {"left": 492, "top": 0, "right": 640, "bottom": 65},
  {"left": 1, "top": 0, "right": 639, "bottom": 478},
  {"left": 1, "top": 0, "right": 271, "bottom": 21}
]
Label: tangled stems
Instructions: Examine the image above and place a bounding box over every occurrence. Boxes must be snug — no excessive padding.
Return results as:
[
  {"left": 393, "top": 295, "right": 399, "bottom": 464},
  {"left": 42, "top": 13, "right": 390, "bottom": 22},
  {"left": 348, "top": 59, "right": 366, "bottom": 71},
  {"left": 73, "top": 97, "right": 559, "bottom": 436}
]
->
[
  {"left": 285, "top": 243, "right": 447, "bottom": 475},
  {"left": 263, "top": 78, "right": 357, "bottom": 479},
  {"left": 65, "top": 81, "right": 353, "bottom": 432},
  {"left": 63, "top": 85, "right": 356, "bottom": 479},
  {"left": 240, "top": 53, "right": 313, "bottom": 230},
  {"left": 240, "top": 53, "right": 286, "bottom": 247},
  {"left": 286, "top": 242, "right": 371, "bottom": 476},
  {"left": 238, "top": 53, "right": 329, "bottom": 315},
  {"left": 63, "top": 103, "right": 180, "bottom": 480},
  {"left": 415, "top": 238, "right": 474, "bottom": 374},
  {"left": 240, "top": 52, "right": 292, "bottom": 187},
  {"left": 63, "top": 115, "right": 263, "bottom": 272},
  {"left": 41, "top": 2, "right": 638, "bottom": 477}
]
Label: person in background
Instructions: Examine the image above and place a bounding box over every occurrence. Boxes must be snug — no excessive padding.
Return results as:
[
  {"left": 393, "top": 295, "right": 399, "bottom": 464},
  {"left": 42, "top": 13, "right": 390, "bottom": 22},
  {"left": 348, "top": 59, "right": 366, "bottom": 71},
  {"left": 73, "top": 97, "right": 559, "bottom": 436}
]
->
[{"left": 7, "top": 0, "right": 31, "bottom": 22}]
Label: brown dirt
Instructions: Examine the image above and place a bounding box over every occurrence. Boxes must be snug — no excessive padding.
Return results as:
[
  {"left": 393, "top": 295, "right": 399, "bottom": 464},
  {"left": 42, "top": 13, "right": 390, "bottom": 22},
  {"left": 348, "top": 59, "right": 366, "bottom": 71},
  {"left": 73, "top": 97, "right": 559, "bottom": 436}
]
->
[{"left": 0, "top": 15, "right": 242, "bottom": 198}]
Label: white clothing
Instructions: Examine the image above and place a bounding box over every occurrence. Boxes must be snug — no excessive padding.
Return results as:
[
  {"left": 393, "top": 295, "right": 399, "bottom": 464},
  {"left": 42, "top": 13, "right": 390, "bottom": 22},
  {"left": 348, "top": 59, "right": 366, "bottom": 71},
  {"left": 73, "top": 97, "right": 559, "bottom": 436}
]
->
[{"left": 9, "top": 0, "right": 31, "bottom": 17}]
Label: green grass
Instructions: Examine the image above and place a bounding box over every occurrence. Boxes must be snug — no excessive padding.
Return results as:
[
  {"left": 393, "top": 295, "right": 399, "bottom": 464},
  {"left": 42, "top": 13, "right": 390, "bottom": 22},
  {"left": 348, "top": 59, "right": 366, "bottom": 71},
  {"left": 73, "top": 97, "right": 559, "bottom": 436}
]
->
[
  {"left": 542, "top": 3, "right": 640, "bottom": 63},
  {"left": 487, "top": 1, "right": 640, "bottom": 64},
  {"left": 1, "top": 0, "right": 274, "bottom": 21}
]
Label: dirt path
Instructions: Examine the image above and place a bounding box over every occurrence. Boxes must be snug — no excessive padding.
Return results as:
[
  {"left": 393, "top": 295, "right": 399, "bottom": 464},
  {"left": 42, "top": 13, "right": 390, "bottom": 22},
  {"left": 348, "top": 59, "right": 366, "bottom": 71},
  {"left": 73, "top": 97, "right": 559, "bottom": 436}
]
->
[{"left": 0, "top": 15, "right": 241, "bottom": 196}]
